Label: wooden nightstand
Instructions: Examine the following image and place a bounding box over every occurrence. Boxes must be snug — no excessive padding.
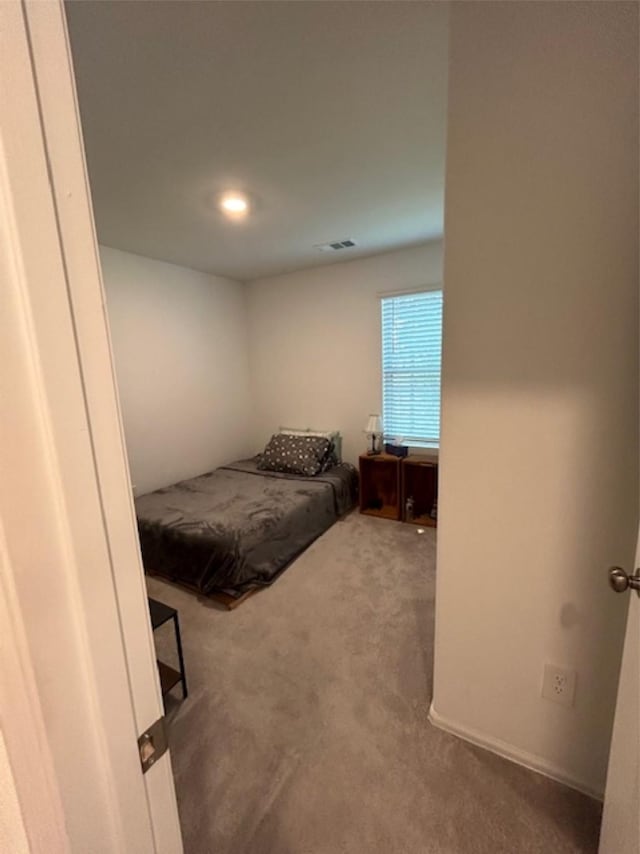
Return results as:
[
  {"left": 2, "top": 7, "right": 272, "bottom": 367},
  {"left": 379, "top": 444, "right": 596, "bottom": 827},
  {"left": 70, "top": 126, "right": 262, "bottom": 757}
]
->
[
  {"left": 402, "top": 455, "right": 438, "bottom": 526},
  {"left": 359, "top": 453, "right": 401, "bottom": 520},
  {"left": 359, "top": 453, "right": 439, "bottom": 525}
]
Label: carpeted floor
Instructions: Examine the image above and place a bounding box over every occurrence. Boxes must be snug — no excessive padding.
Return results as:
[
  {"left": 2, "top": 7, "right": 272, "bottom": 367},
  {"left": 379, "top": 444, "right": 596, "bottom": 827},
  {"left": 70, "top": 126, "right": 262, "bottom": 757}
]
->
[{"left": 148, "top": 512, "right": 601, "bottom": 854}]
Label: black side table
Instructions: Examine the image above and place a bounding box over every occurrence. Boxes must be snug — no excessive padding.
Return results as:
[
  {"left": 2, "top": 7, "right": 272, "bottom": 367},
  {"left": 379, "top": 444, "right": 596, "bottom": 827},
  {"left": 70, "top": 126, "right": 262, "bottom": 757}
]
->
[{"left": 148, "top": 597, "right": 188, "bottom": 703}]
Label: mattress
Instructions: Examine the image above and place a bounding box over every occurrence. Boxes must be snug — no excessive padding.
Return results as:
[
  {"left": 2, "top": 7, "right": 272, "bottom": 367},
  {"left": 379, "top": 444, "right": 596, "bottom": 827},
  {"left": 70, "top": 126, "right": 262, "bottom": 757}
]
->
[{"left": 135, "top": 457, "right": 357, "bottom": 595}]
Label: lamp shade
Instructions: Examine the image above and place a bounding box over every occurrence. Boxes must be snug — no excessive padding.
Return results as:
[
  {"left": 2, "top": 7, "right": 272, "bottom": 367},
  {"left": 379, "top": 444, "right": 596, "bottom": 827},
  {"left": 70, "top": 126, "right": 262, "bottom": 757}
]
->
[{"left": 366, "top": 414, "right": 382, "bottom": 434}]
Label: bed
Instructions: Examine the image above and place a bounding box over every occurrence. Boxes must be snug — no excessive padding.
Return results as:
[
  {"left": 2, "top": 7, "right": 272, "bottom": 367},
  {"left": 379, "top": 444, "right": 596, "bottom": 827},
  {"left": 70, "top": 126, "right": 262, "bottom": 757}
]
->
[{"left": 135, "top": 452, "right": 357, "bottom": 605}]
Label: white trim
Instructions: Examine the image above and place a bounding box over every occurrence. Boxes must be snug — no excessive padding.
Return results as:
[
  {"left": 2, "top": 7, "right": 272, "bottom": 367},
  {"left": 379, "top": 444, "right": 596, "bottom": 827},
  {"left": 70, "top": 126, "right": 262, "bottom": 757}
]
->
[
  {"left": 0, "top": 7, "right": 146, "bottom": 845},
  {"left": 404, "top": 445, "right": 439, "bottom": 456},
  {"left": 25, "top": 0, "right": 169, "bottom": 736},
  {"left": 376, "top": 283, "right": 442, "bottom": 299},
  {"left": 428, "top": 702, "right": 603, "bottom": 802},
  {"left": 0, "top": 520, "right": 69, "bottom": 853},
  {"left": 0, "top": 2, "right": 181, "bottom": 850}
]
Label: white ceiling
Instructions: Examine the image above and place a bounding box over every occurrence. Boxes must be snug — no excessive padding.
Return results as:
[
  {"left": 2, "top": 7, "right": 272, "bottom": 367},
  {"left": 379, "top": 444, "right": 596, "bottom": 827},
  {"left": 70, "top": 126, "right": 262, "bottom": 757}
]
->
[{"left": 66, "top": 1, "right": 448, "bottom": 282}]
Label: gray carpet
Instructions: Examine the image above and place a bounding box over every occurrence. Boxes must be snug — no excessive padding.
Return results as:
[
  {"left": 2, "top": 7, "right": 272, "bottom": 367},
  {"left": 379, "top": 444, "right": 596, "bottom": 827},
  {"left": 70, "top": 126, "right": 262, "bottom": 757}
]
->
[{"left": 148, "top": 512, "right": 601, "bottom": 854}]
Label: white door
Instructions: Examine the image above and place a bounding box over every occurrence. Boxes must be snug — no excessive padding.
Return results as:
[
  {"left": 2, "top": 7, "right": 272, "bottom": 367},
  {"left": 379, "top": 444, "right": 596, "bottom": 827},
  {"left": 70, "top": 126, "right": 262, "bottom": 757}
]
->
[
  {"left": 599, "top": 538, "right": 640, "bottom": 854},
  {"left": 0, "top": 1, "right": 182, "bottom": 850}
]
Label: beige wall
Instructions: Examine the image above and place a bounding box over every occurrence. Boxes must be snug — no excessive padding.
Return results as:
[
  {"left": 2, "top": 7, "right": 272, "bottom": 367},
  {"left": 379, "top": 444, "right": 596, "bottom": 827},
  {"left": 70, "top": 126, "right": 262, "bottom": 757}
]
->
[
  {"left": 433, "top": 1, "right": 639, "bottom": 795},
  {"left": 100, "top": 246, "right": 253, "bottom": 494},
  {"left": 101, "top": 242, "right": 443, "bottom": 485},
  {"left": 0, "top": 731, "right": 29, "bottom": 854},
  {"left": 246, "top": 243, "right": 443, "bottom": 463}
]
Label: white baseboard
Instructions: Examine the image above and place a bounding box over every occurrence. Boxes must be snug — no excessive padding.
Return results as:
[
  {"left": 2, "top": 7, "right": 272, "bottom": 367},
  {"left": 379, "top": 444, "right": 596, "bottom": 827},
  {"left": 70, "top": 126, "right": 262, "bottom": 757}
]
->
[{"left": 428, "top": 702, "right": 603, "bottom": 802}]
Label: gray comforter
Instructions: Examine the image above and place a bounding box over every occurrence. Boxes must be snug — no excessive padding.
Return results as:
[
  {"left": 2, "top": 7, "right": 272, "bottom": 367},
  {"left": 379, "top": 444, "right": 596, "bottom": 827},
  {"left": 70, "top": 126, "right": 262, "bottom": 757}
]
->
[{"left": 135, "top": 458, "right": 357, "bottom": 596}]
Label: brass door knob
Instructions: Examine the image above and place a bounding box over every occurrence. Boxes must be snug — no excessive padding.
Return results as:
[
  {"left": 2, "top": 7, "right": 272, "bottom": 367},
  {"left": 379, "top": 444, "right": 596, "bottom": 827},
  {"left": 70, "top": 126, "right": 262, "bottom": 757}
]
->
[{"left": 609, "top": 566, "right": 640, "bottom": 597}]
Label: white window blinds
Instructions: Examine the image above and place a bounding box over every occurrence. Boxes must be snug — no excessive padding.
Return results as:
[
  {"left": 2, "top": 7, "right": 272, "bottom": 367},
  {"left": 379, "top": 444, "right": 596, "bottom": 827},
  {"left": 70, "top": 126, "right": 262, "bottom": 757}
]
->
[{"left": 381, "top": 289, "right": 443, "bottom": 447}]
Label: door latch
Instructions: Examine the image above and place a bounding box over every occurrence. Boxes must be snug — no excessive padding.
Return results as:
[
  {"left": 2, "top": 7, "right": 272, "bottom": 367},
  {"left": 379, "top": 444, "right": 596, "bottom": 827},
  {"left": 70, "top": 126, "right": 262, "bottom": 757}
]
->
[{"left": 138, "top": 716, "right": 168, "bottom": 773}]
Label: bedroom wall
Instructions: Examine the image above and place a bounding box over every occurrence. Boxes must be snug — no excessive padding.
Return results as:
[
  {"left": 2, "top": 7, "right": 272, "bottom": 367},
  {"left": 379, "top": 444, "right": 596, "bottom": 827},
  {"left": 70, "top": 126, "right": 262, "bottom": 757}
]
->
[
  {"left": 246, "top": 242, "right": 443, "bottom": 463},
  {"left": 433, "top": 1, "right": 639, "bottom": 796},
  {"left": 100, "top": 246, "right": 253, "bottom": 493}
]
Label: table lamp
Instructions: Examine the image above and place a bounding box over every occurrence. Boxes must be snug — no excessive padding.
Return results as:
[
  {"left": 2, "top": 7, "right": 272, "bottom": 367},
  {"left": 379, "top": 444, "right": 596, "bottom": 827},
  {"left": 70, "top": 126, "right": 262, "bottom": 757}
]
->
[{"left": 365, "top": 414, "right": 383, "bottom": 455}]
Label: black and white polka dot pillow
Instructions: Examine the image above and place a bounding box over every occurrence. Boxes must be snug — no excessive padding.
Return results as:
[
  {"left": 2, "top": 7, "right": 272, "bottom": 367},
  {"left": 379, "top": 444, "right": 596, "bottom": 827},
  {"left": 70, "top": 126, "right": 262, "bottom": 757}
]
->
[{"left": 257, "top": 433, "right": 331, "bottom": 477}]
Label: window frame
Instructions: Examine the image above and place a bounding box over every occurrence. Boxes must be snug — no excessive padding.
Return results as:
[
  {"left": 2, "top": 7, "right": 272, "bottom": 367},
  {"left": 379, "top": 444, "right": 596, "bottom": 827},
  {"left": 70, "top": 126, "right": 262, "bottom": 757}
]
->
[{"left": 379, "top": 284, "right": 443, "bottom": 449}]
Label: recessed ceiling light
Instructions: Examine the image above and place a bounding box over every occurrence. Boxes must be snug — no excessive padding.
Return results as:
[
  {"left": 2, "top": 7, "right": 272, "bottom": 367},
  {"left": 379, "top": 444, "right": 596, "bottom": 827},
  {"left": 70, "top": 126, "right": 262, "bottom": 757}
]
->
[{"left": 219, "top": 193, "right": 249, "bottom": 217}]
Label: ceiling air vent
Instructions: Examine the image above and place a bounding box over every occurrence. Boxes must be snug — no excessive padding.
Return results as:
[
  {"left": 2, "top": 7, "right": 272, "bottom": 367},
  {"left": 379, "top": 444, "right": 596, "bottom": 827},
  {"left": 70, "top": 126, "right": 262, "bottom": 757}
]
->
[{"left": 314, "top": 239, "right": 357, "bottom": 253}]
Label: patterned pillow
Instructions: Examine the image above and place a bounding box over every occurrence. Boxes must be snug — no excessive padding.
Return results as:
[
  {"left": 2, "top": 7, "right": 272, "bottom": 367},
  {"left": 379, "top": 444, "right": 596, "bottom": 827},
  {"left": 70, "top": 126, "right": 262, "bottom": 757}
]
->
[
  {"left": 257, "top": 433, "right": 331, "bottom": 477},
  {"left": 279, "top": 428, "right": 341, "bottom": 463}
]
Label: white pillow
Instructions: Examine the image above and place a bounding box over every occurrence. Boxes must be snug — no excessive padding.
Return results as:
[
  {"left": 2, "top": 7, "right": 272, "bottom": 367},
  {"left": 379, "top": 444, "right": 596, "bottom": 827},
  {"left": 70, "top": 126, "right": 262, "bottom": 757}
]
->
[
  {"left": 279, "top": 426, "right": 332, "bottom": 438},
  {"left": 278, "top": 426, "right": 314, "bottom": 436}
]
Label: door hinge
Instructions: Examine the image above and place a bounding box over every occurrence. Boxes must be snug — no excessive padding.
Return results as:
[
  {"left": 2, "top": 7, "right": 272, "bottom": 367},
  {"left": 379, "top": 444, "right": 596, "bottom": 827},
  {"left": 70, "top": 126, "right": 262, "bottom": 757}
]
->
[{"left": 138, "top": 716, "right": 168, "bottom": 774}]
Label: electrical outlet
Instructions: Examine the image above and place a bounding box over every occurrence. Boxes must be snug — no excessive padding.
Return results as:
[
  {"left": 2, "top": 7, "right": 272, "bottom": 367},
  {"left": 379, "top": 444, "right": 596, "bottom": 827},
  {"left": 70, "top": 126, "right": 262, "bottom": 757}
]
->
[{"left": 541, "top": 664, "right": 576, "bottom": 708}]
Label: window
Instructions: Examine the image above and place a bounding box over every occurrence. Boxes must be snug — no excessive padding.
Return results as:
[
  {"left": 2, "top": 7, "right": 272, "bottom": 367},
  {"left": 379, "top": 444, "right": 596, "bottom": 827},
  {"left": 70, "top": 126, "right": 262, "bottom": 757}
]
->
[{"left": 381, "top": 289, "right": 443, "bottom": 447}]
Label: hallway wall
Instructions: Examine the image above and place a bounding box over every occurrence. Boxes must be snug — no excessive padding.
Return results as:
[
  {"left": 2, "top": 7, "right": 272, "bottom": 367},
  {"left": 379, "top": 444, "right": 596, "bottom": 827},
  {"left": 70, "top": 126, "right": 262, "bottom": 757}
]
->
[{"left": 433, "top": 0, "right": 639, "bottom": 795}]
